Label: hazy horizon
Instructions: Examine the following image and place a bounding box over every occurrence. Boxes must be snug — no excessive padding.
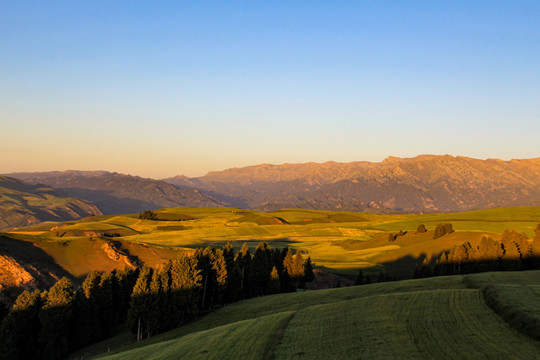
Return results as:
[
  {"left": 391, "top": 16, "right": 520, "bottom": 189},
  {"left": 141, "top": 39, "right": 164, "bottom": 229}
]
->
[
  {"left": 3, "top": 153, "right": 540, "bottom": 179},
  {"left": 2, "top": 2, "right": 539, "bottom": 178}
]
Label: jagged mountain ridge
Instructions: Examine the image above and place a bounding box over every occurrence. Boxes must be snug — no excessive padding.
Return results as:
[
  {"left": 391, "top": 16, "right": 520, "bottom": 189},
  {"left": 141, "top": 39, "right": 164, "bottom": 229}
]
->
[
  {"left": 6, "top": 171, "right": 226, "bottom": 214},
  {"left": 163, "top": 155, "right": 540, "bottom": 212},
  {"left": 0, "top": 176, "right": 102, "bottom": 229}
]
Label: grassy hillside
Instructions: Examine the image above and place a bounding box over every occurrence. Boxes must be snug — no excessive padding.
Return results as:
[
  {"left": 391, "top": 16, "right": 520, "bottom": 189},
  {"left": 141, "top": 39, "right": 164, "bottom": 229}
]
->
[
  {"left": 0, "top": 176, "right": 102, "bottom": 229},
  {"left": 6, "top": 171, "right": 226, "bottom": 214},
  {"left": 90, "top": 271, "right": 540, "bottom": 360},
  {"left": 8, "top": 206, "right": 539, "bottom": 279},
  {"left": 0, "top": 232, "right": 187, "bottom": 301}
]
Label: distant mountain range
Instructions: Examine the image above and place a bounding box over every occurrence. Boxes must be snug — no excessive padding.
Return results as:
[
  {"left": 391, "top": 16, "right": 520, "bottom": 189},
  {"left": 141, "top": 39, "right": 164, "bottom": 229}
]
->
[
  {"left": 162, "top": 155, "right": 540, "bottom": 212},
  {"left": 7, "top": 171, "right": 226, "bottom": 215},
  {"left": 0, "top": 176, "right": 102, "bottom": 229},
  {"left": 5, "top": 155, "right": 540, "bottom": 221}
]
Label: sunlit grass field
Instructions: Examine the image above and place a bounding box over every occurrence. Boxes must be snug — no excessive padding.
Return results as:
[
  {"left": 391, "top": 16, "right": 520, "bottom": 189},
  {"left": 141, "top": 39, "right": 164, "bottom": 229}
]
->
[
  {"left": 93, "top": 271, "right": 540, "bottom": 360},
  {"left": 9, "top": 206, "right": 540, "bottom": 277}
]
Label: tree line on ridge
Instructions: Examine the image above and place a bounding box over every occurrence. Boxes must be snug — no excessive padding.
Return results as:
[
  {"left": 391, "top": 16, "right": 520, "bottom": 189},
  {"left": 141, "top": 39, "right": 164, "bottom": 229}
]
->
[{"left": 0, "top": 242, "right": 314, "bottom": 360}]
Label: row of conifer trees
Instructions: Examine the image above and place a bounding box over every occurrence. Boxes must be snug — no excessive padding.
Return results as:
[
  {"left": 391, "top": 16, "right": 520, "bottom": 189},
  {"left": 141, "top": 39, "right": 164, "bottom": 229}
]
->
[
  {"left": 414, "top": 226, "right": 540, "bottom": 278},
  {"left": 0, "top": 242, "right": 314, "bottom": 360}
]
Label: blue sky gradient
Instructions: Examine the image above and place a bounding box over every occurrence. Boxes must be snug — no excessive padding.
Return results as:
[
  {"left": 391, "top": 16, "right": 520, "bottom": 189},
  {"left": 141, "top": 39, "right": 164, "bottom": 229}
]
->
[{"left": 1, "top": 1, "right": 539, "bottom": 177}]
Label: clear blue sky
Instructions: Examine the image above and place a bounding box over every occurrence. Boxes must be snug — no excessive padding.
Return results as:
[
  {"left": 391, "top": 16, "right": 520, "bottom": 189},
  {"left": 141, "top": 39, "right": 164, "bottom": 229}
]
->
[{"left": 1, "top": 1, "right": 539, "bottom": 178}]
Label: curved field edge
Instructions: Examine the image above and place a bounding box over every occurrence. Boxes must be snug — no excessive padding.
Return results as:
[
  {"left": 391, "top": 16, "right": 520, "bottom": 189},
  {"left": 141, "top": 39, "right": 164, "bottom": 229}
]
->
[
  {"left": 274, "top": 289, "right": 540, "bottom": 360},
  {"left": 93, "top": 273, "right": 540, "bottom": 359},
  {"left": 96, "top": 288, "right": 540, "bottom": 360},
  {"left": 98, "top": 311, "right": 295, "bottom": 360},
  {"left": 482, "top": 284, "right": 540, "bottom": 340},
  {"left": 464, "top": 271, "right": 540, "bottom": 340},
  {"left": 87, "top": 277, "right": 466, "bottom": 358}
]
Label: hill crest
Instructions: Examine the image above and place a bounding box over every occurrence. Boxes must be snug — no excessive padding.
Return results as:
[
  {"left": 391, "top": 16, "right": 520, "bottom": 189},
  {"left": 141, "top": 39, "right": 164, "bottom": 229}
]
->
[
  {"left": 163, "top": 155, "right": 540, "bottom": 212},
  {"left": 0, "top": 176, "right": 102, "bottom": 229}
]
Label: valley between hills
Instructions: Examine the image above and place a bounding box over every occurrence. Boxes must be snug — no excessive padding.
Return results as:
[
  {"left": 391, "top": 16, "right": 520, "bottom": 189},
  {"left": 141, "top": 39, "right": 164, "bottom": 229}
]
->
[{"left": 1, "top": 155, "right": 540, "bottom": 359}]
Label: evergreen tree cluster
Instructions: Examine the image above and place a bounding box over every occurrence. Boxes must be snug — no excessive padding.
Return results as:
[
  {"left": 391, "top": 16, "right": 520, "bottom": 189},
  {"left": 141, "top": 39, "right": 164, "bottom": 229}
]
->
[
  {"left": 416, "top": 224, "right": 427, "bottom": 234},
  {"left": 0, "top": 268, "right": 138, "bottom": 360},
  {"left": 139, "top": 210, "right": 157, "bottom": 220},
  {"left": 128, "top": 255, "right": 202, "bottom": 340},
  {"left": 415, "top": 226, "right": 540, "bottom": 277},
  {"left": 0, "top": 242, "right": 315, "bottom": 359},
  {"left": 433, "top": 223, "right": 454, "bottom": 239},
  {"left": 388, "top": 230, "right": 406, "bottom": 241}
]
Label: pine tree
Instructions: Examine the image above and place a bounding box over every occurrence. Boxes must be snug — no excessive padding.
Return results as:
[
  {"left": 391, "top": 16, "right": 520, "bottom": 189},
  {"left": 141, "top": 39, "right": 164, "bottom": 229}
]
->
[
  {"left": 223, "top": 242, "right": 235, "bottom": 271},
  {"left": 69, "top": 289, "right": 94, "bottom": 351},
  {"left": 157, "top": 264, "right": 173, "bottom": 332},
  {"left": 139, "top": 210, "right": 157, "bottom": 220},
  {"left": 434, "top": 223, "right": 454, "bottom": 239},
  {"left": 0, "top": 290, "right": 43, "bottom": 360},
  {"left": 39, "top": 277, "right": 76, "bottom": 360},
  {"left": 146, "top": 270, "right": 162, "bottom": 336},
  {"left": 292, "top": 249, "right": 305, "bottom": 289},
  {"left": 211, "top": 249, "right": 228, "bottom": 306},
  {"left": 355, "top": 269, "right": 364, "bottom": 285},
  {"left": 129, "top": 266, "right": 153, "bottom": 340},
  {"left": 433, "top": 224, "right": 445, "bottom": 239},
  {"left": 116, "top": 267, "right": 139, "bottom": 324},
  {"left": 234, "top": 243, "right": 252, "bottom": 296},
  {"left": 266, "top": 267, "right": 281, "bottom": 294},
  {"left": 109, "top": 270, "right": 122, "bottom": 326},
  {"left": 169, "top": 255, "right": 202, "bottom": 326},
  {"left": 416, "top": 224, "right": 427, "bottom": 233},
  {"left": 377, "top": 270, "right": 386, "bottom": 283},
  {"left": 80, "top": 271, "right": 102, "bottom": 341},
  {"left": 0, "top": 314, "right": 17, "bottom": 360},
  {"left": 0, "top": 302, "right": 7, "bottom": 324},
  {"left": 223, "top": 242, "right": 239, "bottom": 302},
  {"left": 197, "top": 247, "right": 228, "bottom": 308},
  {"left": 271, "top": 248, "right": 284, "bottom": 273},
  {"left": 282, "top": 247, "right": 295, "bottom": 292},
  {"left": 443, "top": 223, "right": 454, "bottom": 235},
  {"left": 96, "top": 272, "right": 114, "bottom": 338},
  {"left": 226, "top": 263, "right": 243, "bottom": 302},
  {"left": 418, "top": 259, "right": 433, "bottom": 278},
  {"left": 304, "top": 256, "right": 315, "bottom": 285},
  {"left": 195, "top": 247, "right": 213, "bottom": 310},
  {"left": 364, "top": 274, "right": 372, "bottom": 284},
  {"left": 251, "top": 242, "right": 272, "bottom": 296},
  {"left": 433, "top": 260, "right": 441, "bottom": 277}
]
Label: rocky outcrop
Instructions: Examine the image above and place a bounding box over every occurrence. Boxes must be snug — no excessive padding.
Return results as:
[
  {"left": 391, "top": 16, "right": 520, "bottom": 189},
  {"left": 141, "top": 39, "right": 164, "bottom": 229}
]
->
[
  {"left": 0, "top": 255, "right": 38, "bottom": 289},
  {"left": 0, "top": 235, "right": 72, "bottom": 302},
  {"left": 101, "top": 240, "right": 141, "bottom": 268}
]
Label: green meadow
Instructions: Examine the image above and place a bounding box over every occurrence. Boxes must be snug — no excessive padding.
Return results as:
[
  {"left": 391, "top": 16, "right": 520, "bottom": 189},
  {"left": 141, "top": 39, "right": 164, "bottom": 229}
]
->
[
  {"left": 10, "top": 206, "right": 540, "bottom": 278},
  {"left": 91, "top": 271, "right": 540, "bottom": 360},
  {"left": 9, "top": 206, "right": 533, "bottom": 359}
]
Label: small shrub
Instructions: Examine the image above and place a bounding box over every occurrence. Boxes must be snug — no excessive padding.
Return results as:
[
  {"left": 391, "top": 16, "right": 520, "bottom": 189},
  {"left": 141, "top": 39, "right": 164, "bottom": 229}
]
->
[
  {"left": 416, "top": 224, "right": 427, "bottom": 233},
  {"left": 433, "top": 223, "right": 454, "bottom": 239},
  {"left": 139, "top": 210, "right": 157, "bottom": 220}
]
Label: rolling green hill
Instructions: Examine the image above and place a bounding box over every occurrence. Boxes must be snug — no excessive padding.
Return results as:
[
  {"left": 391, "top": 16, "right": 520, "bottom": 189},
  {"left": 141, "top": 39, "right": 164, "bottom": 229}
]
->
[
  {"left": 87, "top": 271, "right": 540, "bottom": 360},
  {"left": 0, "top": 233, "right": 186, "bottom": 303},
  {"left": 3, "top": 206, "right": 539, "bottom": 358},
  {"left": 7, "top": 206, "right": 539, "bottom": 280},
  {"left": 0, "top": 176, "right": 102, "bottom": 229}
]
